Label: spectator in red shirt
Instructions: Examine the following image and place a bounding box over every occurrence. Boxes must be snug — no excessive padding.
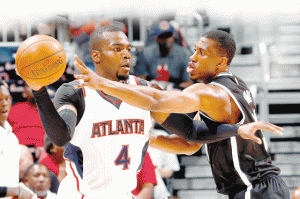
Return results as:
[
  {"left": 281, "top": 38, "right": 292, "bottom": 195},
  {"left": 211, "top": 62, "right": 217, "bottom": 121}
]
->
[
  {"left": 38, "top": 135, "right": 66, "bottom": 183},
  {"left": 8, "top": 83, "right": 45, "bottom": 154},
  {"left": 132, "top": 152, "right": 157, "bottom": 199}
]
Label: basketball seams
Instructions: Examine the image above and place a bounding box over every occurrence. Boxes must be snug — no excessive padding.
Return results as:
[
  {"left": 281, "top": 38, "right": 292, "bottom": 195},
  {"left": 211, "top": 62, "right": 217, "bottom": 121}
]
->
[
  {"left": 16, "top": 39, "right": 60, "bottom": 65},
  {"left": 20, "top": 50, "right": 65, "bottom": 79},
  {"left": 20, "top": 49, "right": 64, "bottom": 71}
]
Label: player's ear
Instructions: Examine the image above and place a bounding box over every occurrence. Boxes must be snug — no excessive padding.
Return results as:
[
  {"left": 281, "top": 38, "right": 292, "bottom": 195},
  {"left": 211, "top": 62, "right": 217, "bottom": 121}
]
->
[
  {"left": 91, "top": 50, "right": 101, "bottom": 63},
  {"left": 217, "top": 57, "right": 228, "bottom": 69}
]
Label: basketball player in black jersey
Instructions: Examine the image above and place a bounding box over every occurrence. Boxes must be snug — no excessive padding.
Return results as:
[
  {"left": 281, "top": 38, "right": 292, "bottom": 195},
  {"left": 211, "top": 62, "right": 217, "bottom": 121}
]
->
[
  {"left": 73, "top": 29, "right": 290, "bottom": 198},
  {"left": 18, "top": 22, "right": 284, "bottom": 198}
]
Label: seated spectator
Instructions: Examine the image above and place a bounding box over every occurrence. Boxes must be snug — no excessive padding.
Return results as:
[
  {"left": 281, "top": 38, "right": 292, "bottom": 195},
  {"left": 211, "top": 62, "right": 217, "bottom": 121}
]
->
[
  {"left": 23, "top": 163, "right": 57, "bottom": 199},
  {"left": 132, "top": 152, "right": 157, "bottom": 199},
  {"left": 147, "top": 130, "right": 180, "bottom": 199},
  {"left": 19, "top": 145, "right": 35, "bottom": 181},
  {"left": 134, "top": 20, "right": 193, "bottom": 90},
  {"left": 8, "top": 83, "right": 46, "bottom": 160},
  {"left": 38, "top": 135, "right": 66, "bottom": 183}
]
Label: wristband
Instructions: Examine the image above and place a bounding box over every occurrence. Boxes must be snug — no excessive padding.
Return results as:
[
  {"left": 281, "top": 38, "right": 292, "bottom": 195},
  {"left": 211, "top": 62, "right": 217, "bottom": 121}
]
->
[{"left": 0, "top": 187, "right": 7, "bottom": 197}]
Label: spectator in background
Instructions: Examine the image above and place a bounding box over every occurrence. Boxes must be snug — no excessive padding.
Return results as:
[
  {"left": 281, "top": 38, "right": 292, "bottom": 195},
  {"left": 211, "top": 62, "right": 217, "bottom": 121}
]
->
[
  {"left": 147, "top": 130, "right": 180, "bottom": 199},
  {"left": 132, "top": 152, "right": 157, "bottom": 199},
  {"left": 0, "top": 80, "right": 37, "bottom": 199},
  {"left": 69, "top": 18, "right": 98, "bottom": 71},
  {"left": 8, "top": 83, "right": 45, "bottom": 160},
  {"left": 134, "top": 20, "right": 193, "bottom": 90},
  {"left": 23, "top": 163, "right": 57, "bottom": 199},
  {"left": 0, "top": 80, "right": 20, "bottom": 188},
  {"left": 38, "top": 134, "right": 66, "bottom": 183},
  {"left": 19, "top": 145, "right": 35, "bottom": 181}
]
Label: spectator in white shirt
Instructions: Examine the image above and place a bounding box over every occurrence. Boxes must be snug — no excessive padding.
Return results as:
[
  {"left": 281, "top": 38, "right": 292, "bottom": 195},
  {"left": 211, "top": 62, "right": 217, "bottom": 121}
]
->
[{"left": 0, "top": 80, "right": 36, "bottom": 199}]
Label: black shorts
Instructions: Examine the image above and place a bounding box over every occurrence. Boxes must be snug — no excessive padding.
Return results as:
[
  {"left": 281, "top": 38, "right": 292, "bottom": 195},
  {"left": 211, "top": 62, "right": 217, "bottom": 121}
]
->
[{"left": 229, "top": 175, "right": 290, "bottom": 199}]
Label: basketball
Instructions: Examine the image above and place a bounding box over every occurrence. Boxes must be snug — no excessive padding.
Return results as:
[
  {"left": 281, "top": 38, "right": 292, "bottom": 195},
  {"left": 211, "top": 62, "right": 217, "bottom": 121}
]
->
[{"left": 15, "top": 34, "right": 67, "bottom": 87}]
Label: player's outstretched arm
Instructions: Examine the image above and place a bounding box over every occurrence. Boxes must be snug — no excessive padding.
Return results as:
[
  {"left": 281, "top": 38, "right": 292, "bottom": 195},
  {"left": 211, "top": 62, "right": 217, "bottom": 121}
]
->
[
  {"left": 149, "top": 133, "right": 202, "bottom": 155},
  {"left": 237, "top": 121, "right": 283, "bottom": 144},
  {"left": 74, "top": 55, "right": 201, "bottom": 114},
  {"left": 150, "top": 113, "right": 283, "bottom": 152}
]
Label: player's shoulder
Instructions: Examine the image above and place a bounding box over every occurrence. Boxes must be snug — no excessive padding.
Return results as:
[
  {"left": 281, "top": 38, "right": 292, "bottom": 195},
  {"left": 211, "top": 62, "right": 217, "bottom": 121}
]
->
[
  {"left": 56, "top": 80, "right": 83, "bottom": 97},
  {"left": 129, "top": 75, "right": 162, "bottom": 90}
]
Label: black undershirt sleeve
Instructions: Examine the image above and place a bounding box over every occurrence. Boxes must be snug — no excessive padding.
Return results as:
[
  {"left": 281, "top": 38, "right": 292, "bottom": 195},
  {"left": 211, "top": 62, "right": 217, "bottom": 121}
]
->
[
  {"left": 32, "top": 85, "right": 79, "bottom": 147},
  {"left": 161, "top": 113, "right": 240, "bottom": 144},
  {"left": 0, "top": 187, "right": 7, "bottom": 197}
]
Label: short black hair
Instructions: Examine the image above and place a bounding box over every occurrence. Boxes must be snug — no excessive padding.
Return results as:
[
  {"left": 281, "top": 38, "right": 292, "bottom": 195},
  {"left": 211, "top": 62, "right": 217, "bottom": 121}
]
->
[
  {"left": 23, "top": 163, "right": 49, "bottom": 179},
  {"left": 89, "top": 21, "right": 125, "bottom": 52},
  {"left": 202, "top": 30, "right": 236, "bottom": 65}
]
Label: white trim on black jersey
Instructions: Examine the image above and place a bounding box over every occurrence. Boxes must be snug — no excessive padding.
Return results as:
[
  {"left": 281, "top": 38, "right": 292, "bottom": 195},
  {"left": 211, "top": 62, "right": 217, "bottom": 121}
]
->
[{"left": 202, "top": 74, "right": 254, "bottom": 191}]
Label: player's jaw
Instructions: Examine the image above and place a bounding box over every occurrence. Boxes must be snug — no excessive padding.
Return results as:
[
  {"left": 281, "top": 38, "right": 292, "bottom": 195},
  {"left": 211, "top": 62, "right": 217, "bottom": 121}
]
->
[{"left": 117, "top": 60, "right": 131, "bottom": 80}]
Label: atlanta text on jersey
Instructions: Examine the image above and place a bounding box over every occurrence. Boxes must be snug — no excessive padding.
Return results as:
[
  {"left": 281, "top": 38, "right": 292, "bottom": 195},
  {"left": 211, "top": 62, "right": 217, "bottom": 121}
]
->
[{"left": 91, "top": 119, "right": 145, "bottom": 138}]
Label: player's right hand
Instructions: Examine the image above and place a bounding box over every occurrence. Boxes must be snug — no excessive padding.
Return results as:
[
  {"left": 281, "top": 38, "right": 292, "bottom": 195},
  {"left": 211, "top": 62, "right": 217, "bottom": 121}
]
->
[
  {"left": 18, "top": 182, "right": 38, "bottom": 199},
  {"left": 15, "top": 69, "right": 44, "bottom": 91},
  {"left": 237, "top": 121, "right": 283, "bottom": 144}
]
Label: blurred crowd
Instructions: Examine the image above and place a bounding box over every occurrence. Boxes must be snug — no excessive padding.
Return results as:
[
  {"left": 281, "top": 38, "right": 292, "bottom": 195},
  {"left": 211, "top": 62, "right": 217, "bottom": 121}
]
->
[{"left": 0, "top": 15, "right": 193, "bottom": 199}]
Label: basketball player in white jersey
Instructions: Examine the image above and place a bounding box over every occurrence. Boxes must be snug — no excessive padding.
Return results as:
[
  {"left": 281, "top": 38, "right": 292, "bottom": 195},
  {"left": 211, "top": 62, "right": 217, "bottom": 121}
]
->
[
  {"left": 73, "top": 29, "right": 289, "bottom": 198},
  {"left": 20, "top": 23, "right": 283, "bottom": 199}
]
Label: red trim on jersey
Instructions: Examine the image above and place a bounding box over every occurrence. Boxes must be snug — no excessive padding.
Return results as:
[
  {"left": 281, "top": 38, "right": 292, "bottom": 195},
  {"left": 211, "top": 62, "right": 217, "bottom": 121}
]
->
[
  {"left": 133, "top": 76, "right": 140, "bottom": 85},
  {"left": 98, "top": 90, "right": 121, "bottom": 105},
  {"left": 65, "top": 159, "right": 86, "bottom": 198},
  {"left": 82, "top": 87, "right": 86, "bottom": 98}
]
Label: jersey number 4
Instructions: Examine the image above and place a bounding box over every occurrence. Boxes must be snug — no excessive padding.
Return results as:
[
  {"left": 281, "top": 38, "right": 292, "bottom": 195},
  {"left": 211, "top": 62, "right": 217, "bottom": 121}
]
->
[{"left": 115, "top": 145, "right": 131, "bottom": 170}]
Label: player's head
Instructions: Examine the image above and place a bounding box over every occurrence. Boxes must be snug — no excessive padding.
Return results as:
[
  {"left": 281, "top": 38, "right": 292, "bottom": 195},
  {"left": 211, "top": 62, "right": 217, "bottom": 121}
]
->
[
  {"left": 0, "top": 80, "right": 11, "bottom": 127},
  {"left": 23, "top": 163, "right": 51, "bottom": 198},
  {"left": 89, "top": 21, "right": 131, "bottom": 81},
  {"left": 188, "top": 30, "right": 236, "bottom": 83}
]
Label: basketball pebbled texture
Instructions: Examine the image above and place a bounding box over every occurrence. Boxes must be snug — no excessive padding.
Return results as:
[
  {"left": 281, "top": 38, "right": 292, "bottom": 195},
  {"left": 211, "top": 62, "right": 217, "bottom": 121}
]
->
[{"left": 15, "top": 34, "right": 67, "bottom": 86}]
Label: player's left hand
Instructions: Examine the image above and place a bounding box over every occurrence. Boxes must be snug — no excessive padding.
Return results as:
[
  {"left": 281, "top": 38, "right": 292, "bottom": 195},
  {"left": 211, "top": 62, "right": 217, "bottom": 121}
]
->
[
  {"left": 238, "top": 121, "right": 283, "bottom": 144},
  {"left": 73, "top": 55, "right": 104, "bottom": 90}
]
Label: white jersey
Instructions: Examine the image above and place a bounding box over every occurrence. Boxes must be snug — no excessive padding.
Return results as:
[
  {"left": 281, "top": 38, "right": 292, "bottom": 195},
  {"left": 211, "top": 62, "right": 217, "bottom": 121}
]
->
[
  {"left": 58, "top": 76, "right": 152, "bottom": 199},
  {"left": 0, "top": 121, "right": 20, "bottom": 187}
]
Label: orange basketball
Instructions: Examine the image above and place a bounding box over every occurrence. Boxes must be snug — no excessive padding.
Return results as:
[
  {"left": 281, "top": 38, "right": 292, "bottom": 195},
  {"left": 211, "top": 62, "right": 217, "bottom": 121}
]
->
[{"left": 15, "top": 35, "right": 67, "bottom": 87}]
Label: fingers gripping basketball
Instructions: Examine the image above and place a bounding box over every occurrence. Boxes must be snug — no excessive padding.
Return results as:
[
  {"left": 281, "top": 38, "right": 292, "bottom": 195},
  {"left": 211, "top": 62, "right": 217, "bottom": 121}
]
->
[{"left": 15, "top": 35, "right": 67, "bottom": 87}]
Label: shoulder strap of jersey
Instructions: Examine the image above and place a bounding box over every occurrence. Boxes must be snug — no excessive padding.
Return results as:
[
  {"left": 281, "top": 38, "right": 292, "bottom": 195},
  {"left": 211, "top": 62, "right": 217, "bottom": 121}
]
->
[{"left": 127, "top": 75, "right": 148, "bottom": 86}]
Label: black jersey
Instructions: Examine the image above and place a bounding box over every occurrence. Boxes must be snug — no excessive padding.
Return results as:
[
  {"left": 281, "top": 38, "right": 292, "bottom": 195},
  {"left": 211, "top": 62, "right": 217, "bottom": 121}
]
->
[{"left": 199, "top": 72, "right": 280, "bottom": 195}]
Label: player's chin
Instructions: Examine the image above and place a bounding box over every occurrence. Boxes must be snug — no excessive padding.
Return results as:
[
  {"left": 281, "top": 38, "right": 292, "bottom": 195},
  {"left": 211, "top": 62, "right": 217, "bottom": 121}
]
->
[{"left": 117, "top": 73, "right": 129, "bottom": 81}]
